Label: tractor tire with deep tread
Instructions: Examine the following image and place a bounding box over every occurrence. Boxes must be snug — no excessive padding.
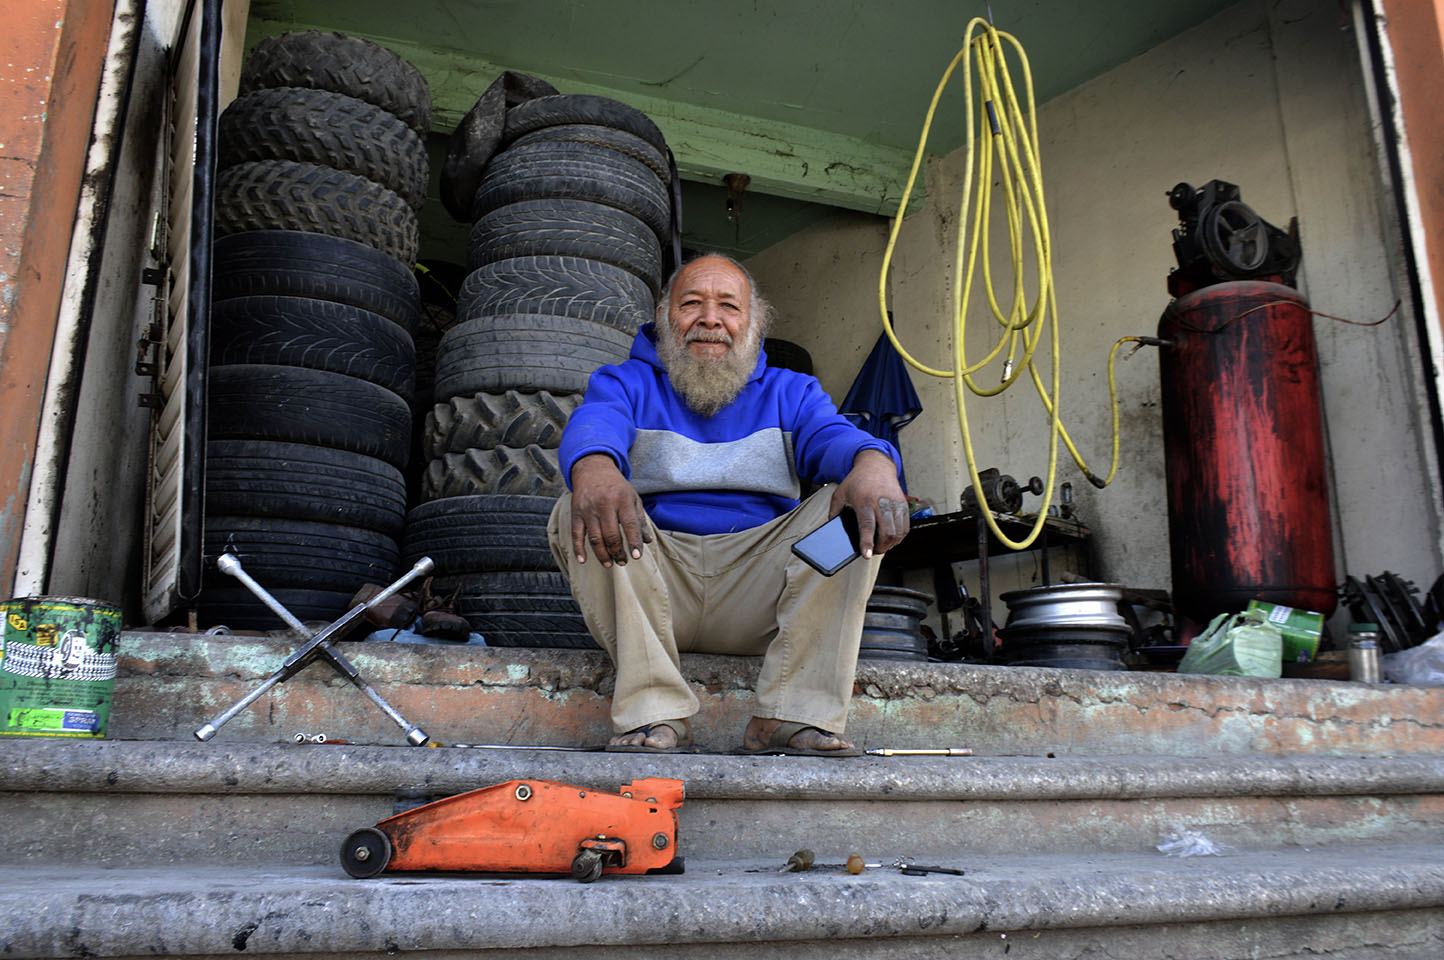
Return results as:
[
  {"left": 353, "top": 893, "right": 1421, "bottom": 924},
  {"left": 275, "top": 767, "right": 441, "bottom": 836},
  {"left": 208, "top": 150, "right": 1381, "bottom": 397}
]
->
[
  {"left": 240, "top": 30, "right": 431, "bottom": 136},
  {"left": 433, "top": 313, "right": 632, "bottom": 401},
  {"left": 210, "top": 296, "right": 415, "bottom": 399},
  {"left": 420, "top": 446, "right": 566, "bottom": 502},
  {"left": 423, "top": 390, "right": 580, "bottom": 457},
  {"left": 509, "top": 124, "right": 669, "bottom": 184},
  {"left": 458, "top": 255, "right": 652, "bottom": 332},
  {"left": 215, "top": 160, "right": 419, "bottom": 266},
  {"left": 205, "top": 440, "right": 407, "bottom": 537},
  {"left": 218, "top": 87, "right": 429, "bottom": 210},
  {"left": 502, "top": 94, "right": 666, "bottom": 156},
  {"left": 467, "top": 200, "right": 662, "bottom": 295},
  {"left": 208, "top": 364, "right": 412, "bottom": 469},
  {"left": 214, "top": 231, "right": 420, "bottom": 333},
  {"left": 204, "top": 516, "right": 400, "bottom": 593},
  {"left": 471, "top": 141, "right": 670, "bottom": 243}
]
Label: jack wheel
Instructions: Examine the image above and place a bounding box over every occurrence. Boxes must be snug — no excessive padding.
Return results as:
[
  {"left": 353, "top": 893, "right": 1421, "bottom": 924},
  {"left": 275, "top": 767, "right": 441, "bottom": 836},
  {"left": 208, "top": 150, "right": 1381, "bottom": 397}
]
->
[
  {"left": 571, "top": 849, "right": 604, "bottom": 883},
  {"left": 341, "top": 827, "right": 392, "bottom": 878}
]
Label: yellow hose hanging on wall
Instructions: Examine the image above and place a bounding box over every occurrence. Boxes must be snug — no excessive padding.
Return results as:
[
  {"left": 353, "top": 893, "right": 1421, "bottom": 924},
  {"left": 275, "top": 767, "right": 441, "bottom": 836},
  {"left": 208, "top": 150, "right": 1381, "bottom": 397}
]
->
[{"left": 878, "top": 16, "right": 1129, "bottom": 550}]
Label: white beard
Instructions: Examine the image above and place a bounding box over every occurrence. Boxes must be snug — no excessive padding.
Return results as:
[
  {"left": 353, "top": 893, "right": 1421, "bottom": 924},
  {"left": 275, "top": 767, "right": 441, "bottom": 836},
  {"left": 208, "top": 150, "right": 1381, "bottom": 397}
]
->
[{"left": 655, "top": 319, "right": 763, "bottom": 417}]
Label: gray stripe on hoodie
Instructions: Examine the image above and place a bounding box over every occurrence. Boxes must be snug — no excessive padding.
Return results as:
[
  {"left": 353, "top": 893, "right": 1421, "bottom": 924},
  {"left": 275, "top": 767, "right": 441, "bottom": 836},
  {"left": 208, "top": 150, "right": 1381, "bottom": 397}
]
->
[{"left": 629, "top": 427, "right": 801, "bottom": 499}]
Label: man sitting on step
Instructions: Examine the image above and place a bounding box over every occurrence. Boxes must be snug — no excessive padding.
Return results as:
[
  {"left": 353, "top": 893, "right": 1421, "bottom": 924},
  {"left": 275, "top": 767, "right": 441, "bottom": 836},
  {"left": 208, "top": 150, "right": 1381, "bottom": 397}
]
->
[{"left": 546, "top": 253, "right": 909, "bottom": 756}]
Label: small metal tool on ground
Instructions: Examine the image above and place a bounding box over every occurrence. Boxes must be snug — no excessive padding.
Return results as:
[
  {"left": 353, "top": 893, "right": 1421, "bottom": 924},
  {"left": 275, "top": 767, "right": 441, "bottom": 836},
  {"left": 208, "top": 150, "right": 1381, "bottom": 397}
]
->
[
  {"left": 895, "top": 861, "right": 965, "bottom": 876},
  {"left": 194, "top": 554, "right": 435, "bottom": 745},
  {"left": 865, "top": 748, "right": 973, "bottom": 756},
  {"left": 779, "top": 849, "right": 815, "bottom": 872}
]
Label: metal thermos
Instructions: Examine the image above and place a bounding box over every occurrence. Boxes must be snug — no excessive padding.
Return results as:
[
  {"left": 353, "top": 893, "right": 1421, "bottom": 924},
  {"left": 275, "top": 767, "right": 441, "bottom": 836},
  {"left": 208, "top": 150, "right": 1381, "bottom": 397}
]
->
[{"left": 1347, "top": 623, "right": 1382, "bottom": 683}]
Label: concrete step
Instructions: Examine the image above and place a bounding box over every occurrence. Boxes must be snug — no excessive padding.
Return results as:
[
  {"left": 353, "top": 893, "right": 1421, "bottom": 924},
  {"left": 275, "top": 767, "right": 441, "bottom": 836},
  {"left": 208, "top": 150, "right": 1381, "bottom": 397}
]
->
[
  {"left": 115, "top": 632, "right": 1444, "bottom": 757},
  {"left": 3, "top": 847, "right": 1442, "bottom": 959},
  {"left": 5, "top": 739, "right": 1444, "bottom": 867}
]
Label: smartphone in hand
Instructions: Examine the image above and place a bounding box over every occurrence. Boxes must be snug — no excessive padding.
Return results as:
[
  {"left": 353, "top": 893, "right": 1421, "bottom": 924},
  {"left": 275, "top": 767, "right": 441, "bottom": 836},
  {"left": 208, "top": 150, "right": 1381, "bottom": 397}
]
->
[{"left": 791, "top": 508, "right": 861, "bottom": 576}]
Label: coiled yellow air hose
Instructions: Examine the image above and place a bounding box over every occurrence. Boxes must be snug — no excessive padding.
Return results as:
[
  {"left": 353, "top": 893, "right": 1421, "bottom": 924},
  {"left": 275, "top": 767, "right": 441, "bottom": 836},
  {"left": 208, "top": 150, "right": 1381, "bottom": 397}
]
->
[{"left": 878, "top": 17, "right": 1131, "bottom": 550}]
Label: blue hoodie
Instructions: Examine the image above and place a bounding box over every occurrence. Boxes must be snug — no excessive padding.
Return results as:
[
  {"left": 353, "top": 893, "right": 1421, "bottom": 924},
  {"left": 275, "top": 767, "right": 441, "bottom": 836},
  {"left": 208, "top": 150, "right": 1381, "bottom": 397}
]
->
[{"left": 559, "top": 323, "right": 902, "bottom": 536}]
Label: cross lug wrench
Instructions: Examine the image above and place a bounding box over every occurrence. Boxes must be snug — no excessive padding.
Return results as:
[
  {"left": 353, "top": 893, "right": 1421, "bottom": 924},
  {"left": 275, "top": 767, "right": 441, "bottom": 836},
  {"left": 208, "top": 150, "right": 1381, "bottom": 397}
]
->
[{"left": 194, "top": 555, "right": 435, "bottom": 746}]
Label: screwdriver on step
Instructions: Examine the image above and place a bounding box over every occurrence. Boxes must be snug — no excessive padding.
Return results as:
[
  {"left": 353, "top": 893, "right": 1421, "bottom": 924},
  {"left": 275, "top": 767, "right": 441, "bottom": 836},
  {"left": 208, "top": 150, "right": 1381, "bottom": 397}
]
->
[{"left": 864, "top": 748, "right": 973, "bottom": 756}]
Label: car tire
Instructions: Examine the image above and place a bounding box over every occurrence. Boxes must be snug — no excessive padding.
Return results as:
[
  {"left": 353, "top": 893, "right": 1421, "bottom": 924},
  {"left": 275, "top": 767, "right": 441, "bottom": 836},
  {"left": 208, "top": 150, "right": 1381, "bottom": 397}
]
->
[
  {"left": 239, "top": 30, "right": 431, "bottom": 137},
  {"left": 214, "top": 230, "right": 420, "bottom": 333},
  {"left": 215, "top": 160, "right": 419, "bottom": 266}
]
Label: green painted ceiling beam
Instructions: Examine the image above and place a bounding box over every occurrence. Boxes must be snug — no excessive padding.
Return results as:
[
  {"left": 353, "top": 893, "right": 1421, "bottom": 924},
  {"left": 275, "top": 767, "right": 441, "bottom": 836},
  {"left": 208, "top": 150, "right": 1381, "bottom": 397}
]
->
[{"left": 245, "top": 19, "right": 924, "bottom": 218}]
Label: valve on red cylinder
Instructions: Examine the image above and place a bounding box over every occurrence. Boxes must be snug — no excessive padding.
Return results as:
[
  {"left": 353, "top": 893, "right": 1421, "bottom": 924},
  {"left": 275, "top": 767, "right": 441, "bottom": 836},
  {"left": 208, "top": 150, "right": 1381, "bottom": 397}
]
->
[{"left": 1166, "top": 180, "right": 1301, "bottom": 297}]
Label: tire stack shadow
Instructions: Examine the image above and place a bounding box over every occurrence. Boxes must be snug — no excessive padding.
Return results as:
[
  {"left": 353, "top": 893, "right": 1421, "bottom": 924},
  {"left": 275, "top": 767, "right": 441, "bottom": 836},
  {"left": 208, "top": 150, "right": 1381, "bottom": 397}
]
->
[
  {"left": 200, "top": 31, "right": 431, "bottom": 628},
  {"left": 403, "top": 94, "right": 672, "bottom": 649}
]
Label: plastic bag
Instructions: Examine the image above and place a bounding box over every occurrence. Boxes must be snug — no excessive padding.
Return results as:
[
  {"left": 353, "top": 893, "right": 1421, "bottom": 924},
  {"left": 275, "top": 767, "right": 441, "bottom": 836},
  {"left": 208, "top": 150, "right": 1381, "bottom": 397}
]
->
[
  {"left": 1156, "top": 825, "right": 1229, "bottom": 857},
  {"left": 1382, "top": 632, "right": 1444, "bottom": 687},
  {"left": 1175, "top": 609, "right": 1283, "bottom": 678}
]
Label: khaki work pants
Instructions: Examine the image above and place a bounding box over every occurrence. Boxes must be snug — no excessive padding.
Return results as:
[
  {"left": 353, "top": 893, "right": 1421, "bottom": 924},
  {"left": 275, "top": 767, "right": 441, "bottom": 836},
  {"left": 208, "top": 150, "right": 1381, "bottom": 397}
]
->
[{"left": 547, "top": 487, "right": 882, "bottom": 736}]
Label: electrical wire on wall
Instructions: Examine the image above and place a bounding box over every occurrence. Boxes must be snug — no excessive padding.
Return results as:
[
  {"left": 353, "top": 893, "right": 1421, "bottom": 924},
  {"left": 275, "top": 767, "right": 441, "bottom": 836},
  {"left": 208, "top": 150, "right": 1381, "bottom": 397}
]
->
[{"left": 877, "top": 16, "right": 1131, "bottom": 550}]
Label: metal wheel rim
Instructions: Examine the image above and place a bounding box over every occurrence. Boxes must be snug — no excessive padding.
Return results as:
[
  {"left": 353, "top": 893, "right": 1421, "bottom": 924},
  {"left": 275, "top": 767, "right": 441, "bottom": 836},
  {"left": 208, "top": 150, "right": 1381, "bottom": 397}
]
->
[{"left": 1000, "top": 583, "right": 1128, "bottom": 631}]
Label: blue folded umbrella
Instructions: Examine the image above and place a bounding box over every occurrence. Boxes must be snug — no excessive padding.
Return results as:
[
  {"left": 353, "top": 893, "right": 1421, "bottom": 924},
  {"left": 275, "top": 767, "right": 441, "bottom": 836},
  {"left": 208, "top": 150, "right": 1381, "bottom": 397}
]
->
[{"left": 839, "top": 324, "right": 922, "bottom": 491}]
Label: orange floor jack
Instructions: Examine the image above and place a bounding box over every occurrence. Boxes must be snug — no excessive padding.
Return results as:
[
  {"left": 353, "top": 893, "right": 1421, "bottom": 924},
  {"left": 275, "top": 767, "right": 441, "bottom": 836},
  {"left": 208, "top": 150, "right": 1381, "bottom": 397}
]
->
[{"left": 340, "top": 777, "right": 686, "bottom": 882}]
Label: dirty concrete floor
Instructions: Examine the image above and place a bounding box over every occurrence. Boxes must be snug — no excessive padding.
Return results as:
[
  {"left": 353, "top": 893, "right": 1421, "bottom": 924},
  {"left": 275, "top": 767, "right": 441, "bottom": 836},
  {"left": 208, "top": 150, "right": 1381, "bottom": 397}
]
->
[{"left": 4, "top": 845, "right": 1443, "bottom": 958}]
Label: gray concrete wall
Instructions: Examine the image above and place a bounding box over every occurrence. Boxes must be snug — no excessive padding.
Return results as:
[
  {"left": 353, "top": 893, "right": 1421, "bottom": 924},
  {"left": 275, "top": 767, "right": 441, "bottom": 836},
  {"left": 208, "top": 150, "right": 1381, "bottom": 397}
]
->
[{"left": 746, "top": 0, "right": 1443, "bottom": 617}]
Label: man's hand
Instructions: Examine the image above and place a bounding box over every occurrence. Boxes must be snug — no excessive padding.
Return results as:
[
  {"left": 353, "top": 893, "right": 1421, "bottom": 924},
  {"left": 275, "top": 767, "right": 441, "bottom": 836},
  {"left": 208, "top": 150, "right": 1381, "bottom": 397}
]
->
[
  {"left": 570, "top": 454, "right": 653, "bottom": 567},
  {"left": 829, "top": 449, "right": 910, "bottom": 558}
]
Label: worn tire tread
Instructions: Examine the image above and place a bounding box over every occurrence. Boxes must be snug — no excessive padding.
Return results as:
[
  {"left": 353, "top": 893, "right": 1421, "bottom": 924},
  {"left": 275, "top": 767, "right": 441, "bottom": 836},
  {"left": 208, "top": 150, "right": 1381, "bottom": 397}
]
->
[
  {"left": 205, "top": 440, "right": 406, "bottom": 536},
  {"left": 466, "top": 200, "right": 661, "bottom": 294},
  {"left": 215, "top": 160, "right": 419, "bottom": 266},
  {"left": 203, "top": 516, "right": 399, "bottom": 592},
  {"left": 458, "top": 255, "right": 652, "bottom": 331},
  {"left": 433, "top": 313, "right": 632, "bottom": 401},
  {"left": 240, "top": 30, "right": 431, "bottom": 136},
  {"left": 208, "top": 364, "right": 412, "bottom": 469},
  {"left": 501, "top": 94, "right": 666, "bottom": 155},
  {"left": 472, "top": 141, "right": 669, "bottom": 242},
  {"left": 210, "top": 296, "right": 415, "bottom": 398},
  {"left": 214, "top": 231, "right": 419, "bottom": 332},
  {"left": 218, "top": 87, "right": 428, "bottom": 209}
]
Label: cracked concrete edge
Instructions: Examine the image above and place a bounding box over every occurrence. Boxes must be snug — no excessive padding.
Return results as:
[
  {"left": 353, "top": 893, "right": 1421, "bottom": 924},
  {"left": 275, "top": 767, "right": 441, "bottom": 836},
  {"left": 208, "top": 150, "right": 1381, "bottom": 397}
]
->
[
  {"left": 111, "top": 633, "right": 1444, "bottom": 756},
  {"left": 5, "top": 738, "right": 1444, "bottom": 800},
  {"left": 117, "top": 632, "right": 1444, "bottom": 710},
  {"left": 2, "top": 853, "right": 1443, "bottom": 957}
]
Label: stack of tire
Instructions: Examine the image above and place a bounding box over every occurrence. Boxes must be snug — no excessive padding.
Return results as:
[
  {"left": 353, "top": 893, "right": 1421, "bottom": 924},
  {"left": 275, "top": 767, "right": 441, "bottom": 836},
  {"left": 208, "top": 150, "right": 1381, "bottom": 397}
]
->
[
  {"left": 402, "top": 95, "right": 671, "bottom": 648},
  {"left": 201, "top": 31, "right": 430, "bottom": 629}
]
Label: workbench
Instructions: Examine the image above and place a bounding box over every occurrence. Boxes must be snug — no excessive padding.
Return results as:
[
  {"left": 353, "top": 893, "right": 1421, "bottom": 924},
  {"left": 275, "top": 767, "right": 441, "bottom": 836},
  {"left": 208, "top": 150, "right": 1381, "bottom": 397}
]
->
[{"left": 882, "top": 510, "right": 1092, "bottom": 661}]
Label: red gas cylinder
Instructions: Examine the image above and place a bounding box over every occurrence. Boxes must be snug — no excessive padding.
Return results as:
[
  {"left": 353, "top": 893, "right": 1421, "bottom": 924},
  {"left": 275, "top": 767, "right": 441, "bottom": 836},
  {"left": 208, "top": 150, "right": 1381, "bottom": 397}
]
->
[{"left": 1157, "top": 281, "right": 1336, "bottom": 639}]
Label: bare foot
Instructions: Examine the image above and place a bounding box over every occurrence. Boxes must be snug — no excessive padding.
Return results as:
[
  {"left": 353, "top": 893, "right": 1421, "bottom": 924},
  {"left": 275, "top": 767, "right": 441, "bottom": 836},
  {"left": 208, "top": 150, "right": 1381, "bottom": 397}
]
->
[
  {"left": 608, "top": 720, "right": 687, "bottom": 750},
  {"left": 742, "top": 717, "right": 856, "bottom": 753}
]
